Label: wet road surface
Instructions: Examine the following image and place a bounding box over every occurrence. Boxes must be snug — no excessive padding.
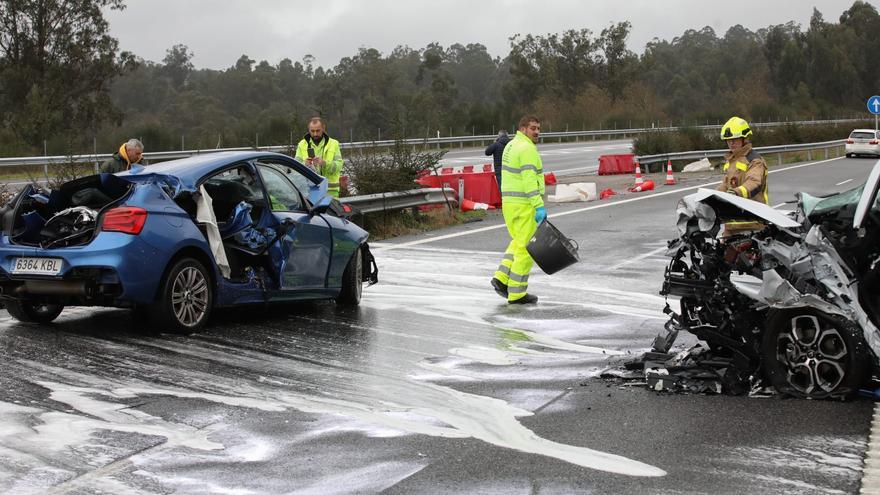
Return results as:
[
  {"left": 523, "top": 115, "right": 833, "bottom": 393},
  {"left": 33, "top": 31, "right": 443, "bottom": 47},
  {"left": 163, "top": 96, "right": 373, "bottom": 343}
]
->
[{"left": 0, "top": 155, "right": 877, "bottom": 494}]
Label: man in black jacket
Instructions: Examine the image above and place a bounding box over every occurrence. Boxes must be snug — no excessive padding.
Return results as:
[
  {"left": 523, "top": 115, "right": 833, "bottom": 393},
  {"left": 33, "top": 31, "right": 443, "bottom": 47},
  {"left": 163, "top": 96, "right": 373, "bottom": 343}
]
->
[{"left": 484, "top": 130, "right": 510, "bottom": 190}]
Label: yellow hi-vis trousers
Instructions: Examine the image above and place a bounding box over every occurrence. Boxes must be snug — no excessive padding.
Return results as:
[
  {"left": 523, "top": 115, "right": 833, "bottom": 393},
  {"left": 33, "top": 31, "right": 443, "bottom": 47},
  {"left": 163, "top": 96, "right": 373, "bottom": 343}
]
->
[{"left": 493, "top": 203, "right": 538, "bottom": 302}]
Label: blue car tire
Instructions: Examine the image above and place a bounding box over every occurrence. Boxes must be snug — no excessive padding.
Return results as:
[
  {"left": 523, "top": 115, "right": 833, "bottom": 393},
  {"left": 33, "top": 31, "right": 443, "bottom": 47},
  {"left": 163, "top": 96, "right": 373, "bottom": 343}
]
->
[
  {"left": 5, "top": 300, "right": 64, "bottom": 324},
  {"left": 336, "top": 247, "right": 363, "bottom": 306},
  {"left": 154, "top": 257, "right": 214, "bottom": 334}
]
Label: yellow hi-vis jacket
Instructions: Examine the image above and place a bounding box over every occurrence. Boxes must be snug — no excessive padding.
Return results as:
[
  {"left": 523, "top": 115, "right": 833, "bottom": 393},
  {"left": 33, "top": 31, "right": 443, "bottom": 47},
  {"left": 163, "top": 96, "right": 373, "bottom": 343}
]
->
[
  {"left": 500, "top": 131, "right": 544, "bottom": 209},
  {"left": 717, "top": 144, "right": 769, "bottom": 204},
  {"left": 295, "top": 134, "right": 344, "bottom": 198}
]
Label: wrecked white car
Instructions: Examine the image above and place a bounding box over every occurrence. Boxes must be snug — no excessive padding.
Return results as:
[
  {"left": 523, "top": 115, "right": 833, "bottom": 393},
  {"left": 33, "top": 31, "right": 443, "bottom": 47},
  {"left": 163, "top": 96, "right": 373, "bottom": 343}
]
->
[{"left": 655, "top": 160, "right": 880, "bottom": 398}]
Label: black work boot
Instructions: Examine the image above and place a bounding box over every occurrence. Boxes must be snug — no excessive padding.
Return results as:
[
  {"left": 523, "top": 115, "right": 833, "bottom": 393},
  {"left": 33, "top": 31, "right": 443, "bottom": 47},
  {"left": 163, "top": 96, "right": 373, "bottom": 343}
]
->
[
  {"left": 491, "top": 278, "right": 508, "bottom": 298},
  {"left": 508, "top": 294, "right": 538, "bottom": 305}
]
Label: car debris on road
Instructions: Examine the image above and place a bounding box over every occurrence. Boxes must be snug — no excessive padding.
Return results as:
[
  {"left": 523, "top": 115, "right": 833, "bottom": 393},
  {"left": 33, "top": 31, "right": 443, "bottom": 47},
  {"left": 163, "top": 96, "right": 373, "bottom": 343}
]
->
[{"left": 617, "top": 160, "right": 880, "bottom": 399}]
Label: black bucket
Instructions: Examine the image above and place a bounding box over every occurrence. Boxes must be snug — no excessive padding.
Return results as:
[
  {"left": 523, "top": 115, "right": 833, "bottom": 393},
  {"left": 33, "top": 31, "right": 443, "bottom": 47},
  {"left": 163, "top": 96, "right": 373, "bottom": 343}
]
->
[{"left": 526, "top": 220, "right": 580, "bottom": 275}]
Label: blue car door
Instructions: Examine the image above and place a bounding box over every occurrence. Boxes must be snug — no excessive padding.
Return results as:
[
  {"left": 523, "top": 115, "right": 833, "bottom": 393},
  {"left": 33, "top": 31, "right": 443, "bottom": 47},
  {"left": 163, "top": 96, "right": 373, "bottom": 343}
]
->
[{"left": 256, "top": 164, "right": 331, "bottom": 290}]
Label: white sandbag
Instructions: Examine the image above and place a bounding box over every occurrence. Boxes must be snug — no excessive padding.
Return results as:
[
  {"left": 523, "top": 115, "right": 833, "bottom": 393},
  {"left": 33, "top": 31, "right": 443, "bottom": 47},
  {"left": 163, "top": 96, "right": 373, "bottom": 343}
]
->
[
  {"left": 571, "top": 182, "right": 597, "bottom": 201},
  {"left": 682, "top": 158, "right": 712, "bottom": 173},
  {"left": 548, "top": 184, "right": 582, "bottom": 202}
]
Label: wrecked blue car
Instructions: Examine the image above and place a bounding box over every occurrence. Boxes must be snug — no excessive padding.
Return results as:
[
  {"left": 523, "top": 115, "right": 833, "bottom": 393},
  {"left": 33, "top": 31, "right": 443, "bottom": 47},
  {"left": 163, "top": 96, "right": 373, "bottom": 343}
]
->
[{"left": 0, "top": 151, "right": 377, "bottom": 333}]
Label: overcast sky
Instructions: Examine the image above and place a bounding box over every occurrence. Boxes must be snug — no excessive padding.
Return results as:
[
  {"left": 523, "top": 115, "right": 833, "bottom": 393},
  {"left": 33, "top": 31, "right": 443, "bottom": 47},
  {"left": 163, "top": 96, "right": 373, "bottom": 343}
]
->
[{"left": 105, "top": 0, "right": 861, "bottom": 70}]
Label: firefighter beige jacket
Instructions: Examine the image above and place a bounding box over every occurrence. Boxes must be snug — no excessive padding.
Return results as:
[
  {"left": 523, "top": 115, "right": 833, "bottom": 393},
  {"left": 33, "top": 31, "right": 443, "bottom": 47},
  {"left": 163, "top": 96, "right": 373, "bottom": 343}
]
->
[{"left": 716, "top": 143, "right": 768, "bottom": 204}]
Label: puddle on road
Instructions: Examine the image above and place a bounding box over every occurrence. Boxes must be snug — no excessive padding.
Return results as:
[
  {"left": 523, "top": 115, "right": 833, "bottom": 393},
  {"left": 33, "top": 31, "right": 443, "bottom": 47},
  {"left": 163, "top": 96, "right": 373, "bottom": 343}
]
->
[{"left": 0, "top": 247, "right": 669, "bottom": 492}]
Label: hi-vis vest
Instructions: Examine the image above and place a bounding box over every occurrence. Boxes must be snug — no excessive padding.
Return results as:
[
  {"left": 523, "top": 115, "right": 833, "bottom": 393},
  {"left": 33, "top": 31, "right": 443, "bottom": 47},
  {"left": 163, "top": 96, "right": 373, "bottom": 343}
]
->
[
  {"left": 722, "top": 149, "right": 769, "bottom": 205},
  {"left": 295, "top": 134, "right": 344, "bottom": 198},
  {"left": 500, "top": 131, "right": 544, "bottom": 208}
]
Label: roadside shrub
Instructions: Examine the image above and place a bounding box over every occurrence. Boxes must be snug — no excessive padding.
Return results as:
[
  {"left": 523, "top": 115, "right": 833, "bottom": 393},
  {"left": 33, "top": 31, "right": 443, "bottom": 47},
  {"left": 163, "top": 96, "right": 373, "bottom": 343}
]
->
[
  {"left": 27, "top": 158, "right": 95, "bottom": 190},
  {"left": 345, "top": 139, "right": 446, "bottom": 195}
]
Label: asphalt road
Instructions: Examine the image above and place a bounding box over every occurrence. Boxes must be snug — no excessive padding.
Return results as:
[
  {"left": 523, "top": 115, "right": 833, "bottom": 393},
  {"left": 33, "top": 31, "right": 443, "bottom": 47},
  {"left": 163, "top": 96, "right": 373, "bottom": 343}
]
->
[
  {"left": 440, "top": 139, "right": 633, "bottom": 175},
  {"left": 0, "top": 151, "right": 877, "bottom": 494}
]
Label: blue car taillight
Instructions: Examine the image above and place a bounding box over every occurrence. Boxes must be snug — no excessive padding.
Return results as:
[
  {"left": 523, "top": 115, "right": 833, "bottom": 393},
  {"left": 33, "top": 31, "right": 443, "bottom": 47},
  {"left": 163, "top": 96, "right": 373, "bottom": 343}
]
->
[{"left": 101, "top": 207, "right": 147, "bottom": 235}]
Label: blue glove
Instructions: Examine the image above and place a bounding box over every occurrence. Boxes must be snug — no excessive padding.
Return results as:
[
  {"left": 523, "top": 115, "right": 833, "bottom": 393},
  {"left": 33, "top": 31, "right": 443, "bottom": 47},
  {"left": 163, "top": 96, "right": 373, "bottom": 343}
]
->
[{"left": 534, "top": 206, "right": 547, "bottom": 224}]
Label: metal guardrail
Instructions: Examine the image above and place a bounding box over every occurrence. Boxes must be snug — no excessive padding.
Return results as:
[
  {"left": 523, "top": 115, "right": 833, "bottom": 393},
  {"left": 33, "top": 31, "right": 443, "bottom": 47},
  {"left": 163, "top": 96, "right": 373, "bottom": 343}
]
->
[
  {"left": 0, "top": 118, "right": 864, "bottom": 168},
  {"left": 638, "top": 139, "right": 847, "bottom": 166},
  {"left": 338, "top": 137, "right": 848, "bottom": 213},
  {"left": 339, "top": 187, "right": 458, "bottom": 214}
]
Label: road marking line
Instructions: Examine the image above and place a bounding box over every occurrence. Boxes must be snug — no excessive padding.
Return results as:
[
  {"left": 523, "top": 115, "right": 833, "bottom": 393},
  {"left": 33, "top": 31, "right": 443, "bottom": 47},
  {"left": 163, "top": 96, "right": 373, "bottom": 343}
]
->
[
  {"left": 861, "top": 404, "right": 880, "bottom": 494},
  {"left": 611, "top": 202, "right": 790, "bottom": 270},
  {"left": 610, "top": 245, "right": 669, "bottom": 270},
  {"left": 375, "top": 156, "right": 844, "bottom": 251},
  {"left": 837, "top": 179, "right": 854, "bottom": 186},
  {"left": 555, "top": 166, "right": 599, "bottom": 174},
  {"left": 368, "top": 243, "right": 503, "bottom": 256}
]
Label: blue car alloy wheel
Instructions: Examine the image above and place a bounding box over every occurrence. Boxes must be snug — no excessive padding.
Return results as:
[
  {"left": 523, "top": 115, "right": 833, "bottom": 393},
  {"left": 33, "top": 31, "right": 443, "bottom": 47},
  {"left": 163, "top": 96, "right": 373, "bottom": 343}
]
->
[{"left": 156, "top": 257, "right": 214, "bottom": 334}]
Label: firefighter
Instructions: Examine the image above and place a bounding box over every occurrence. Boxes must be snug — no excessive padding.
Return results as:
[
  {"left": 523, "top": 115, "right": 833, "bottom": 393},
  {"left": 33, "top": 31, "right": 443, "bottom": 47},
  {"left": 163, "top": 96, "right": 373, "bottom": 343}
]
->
[
  {"left": 490, "top": 115, "right": 545, "bottom": 304},
  {"left": 717, "top": 116, "right": 769, "bottom": 235},
  {"left": 295, "top": 117, "right": 344, "bottom": 198}
]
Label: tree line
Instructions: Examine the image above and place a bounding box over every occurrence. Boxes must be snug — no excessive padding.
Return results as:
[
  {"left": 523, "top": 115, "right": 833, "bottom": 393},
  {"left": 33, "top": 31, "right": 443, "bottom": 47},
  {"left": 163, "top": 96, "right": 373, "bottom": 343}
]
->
[{"left": 0, "top": 0, "right": 878, "bottom": 157}]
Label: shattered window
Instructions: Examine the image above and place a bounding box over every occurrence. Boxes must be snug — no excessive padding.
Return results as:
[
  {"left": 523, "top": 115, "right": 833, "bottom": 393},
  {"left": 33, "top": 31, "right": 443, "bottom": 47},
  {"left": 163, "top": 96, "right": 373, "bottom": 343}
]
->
[
  {"left": 259, "top": 166, "right": 303, "bottom": 212},
  {"left": 201, "top": 166, "right": 263, "bottom": 222},
  {"left": 254, "top": 160, "right": 315, "bottom": 199},
  {"left": 812, "top": 185, "right": 864, "bottom": 216}
]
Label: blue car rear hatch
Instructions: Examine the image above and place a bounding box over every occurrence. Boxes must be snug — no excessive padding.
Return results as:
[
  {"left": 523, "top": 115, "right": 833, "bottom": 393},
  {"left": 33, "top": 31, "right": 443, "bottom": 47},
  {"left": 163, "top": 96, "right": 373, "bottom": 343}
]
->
[{"left": 3, "top": 173, "right": 134, "bottom": 248}]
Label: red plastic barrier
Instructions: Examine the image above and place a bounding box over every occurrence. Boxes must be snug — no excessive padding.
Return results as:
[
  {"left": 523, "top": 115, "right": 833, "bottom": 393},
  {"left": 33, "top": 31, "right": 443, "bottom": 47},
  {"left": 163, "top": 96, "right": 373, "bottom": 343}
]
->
[
  {"left": 598, "top": 154, "right": 636, "bottom": 175},
  {"left": 416, "top": 170, "right": 501, "bottom": 208}
]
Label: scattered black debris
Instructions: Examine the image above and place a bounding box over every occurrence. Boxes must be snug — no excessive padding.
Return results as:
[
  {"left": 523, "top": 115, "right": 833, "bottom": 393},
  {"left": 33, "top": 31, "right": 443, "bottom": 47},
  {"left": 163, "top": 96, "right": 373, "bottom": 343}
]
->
[{"left": 602, "top": 344, "right": 761, "bottom": 396}]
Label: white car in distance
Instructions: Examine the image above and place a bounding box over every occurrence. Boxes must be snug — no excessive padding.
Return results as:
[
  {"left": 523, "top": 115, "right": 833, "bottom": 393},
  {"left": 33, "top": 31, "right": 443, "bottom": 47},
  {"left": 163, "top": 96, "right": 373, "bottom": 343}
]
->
[{"left": 846, "top": 129, "right": 880, "bottom": 158}]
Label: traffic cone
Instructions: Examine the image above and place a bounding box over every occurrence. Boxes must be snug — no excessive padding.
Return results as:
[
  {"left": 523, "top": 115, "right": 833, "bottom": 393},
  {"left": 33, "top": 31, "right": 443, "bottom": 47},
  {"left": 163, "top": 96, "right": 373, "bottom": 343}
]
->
[
  {"left": 665, "top": 160, "right": 677, "bottom": 185},
  {"left": 461, "top": 198, "right": 493, "bottom": 211},
  {"left": 634, "top": 160, "right": 644, "bottom": 186},
  {"left": 628, "top": 179, "right": 655, "bottom": 193}
]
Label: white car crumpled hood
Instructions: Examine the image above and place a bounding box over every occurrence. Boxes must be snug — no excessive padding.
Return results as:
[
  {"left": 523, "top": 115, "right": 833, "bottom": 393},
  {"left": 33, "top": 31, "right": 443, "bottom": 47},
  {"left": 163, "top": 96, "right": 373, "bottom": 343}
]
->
[{"left": 676, "top": 188, "right": 801, "bottom": 236}]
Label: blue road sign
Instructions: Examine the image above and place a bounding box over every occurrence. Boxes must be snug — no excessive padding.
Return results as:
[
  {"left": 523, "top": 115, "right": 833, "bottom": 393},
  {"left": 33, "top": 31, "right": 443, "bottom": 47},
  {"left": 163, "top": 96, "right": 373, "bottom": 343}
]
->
[{"left": 868, "top": 96, "right": 880, "bottom": 115}]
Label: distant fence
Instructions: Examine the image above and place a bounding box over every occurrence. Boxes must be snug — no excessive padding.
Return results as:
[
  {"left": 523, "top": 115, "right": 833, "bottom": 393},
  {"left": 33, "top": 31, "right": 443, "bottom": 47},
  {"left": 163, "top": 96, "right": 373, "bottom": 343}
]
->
[
  {"left": 0, "top": 118, "right": 865, "bottom": 169},
  {"left": 638, "top": 139, "right": 847, "bottom": 169}
]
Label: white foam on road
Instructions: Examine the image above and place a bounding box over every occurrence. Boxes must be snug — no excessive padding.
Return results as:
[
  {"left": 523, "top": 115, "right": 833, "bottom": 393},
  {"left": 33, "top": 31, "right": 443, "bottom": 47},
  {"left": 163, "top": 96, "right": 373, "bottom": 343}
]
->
[{"left": 0, "top": 240, "right": 677, "bottom": 492}]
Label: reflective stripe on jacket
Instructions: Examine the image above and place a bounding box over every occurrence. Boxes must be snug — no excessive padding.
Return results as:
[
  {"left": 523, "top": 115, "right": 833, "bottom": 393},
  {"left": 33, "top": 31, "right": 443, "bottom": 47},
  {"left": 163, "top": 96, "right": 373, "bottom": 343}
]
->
[
  {"left": 500, "top": 131, "right": 544, "bottom": 209},
  {"left": 295, "top": 134, "right": 344, "bottom": 197},
  {"left": 717, "top": 144, "right": 769, "bottom": 204}
]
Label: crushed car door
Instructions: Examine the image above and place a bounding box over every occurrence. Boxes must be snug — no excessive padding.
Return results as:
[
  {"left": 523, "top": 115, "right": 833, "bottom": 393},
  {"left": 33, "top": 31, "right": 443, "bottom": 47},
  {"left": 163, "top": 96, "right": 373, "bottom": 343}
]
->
[{"left": 257, "top": 164, "right": 331, "bottom": 290}]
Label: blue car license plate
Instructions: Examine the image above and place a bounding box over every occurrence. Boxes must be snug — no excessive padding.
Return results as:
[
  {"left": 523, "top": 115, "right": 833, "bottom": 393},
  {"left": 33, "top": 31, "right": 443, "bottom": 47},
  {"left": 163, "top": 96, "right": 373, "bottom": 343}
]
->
[{"left": 12, "top": 257, "right": 63, "bottom": 275}]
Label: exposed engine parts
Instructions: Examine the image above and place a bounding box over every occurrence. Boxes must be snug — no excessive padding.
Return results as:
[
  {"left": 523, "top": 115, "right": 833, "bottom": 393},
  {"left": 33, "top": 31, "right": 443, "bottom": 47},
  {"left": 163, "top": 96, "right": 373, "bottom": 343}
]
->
[{"left": 646, "top": 178, "right": 880, "bottom": 399}]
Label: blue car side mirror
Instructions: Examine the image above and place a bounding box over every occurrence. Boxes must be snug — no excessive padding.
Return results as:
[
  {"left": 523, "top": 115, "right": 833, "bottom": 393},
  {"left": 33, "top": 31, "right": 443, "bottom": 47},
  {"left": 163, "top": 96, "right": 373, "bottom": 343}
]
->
[{"left": 310, "top": 196, "right": 332, "bottom": 215}]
